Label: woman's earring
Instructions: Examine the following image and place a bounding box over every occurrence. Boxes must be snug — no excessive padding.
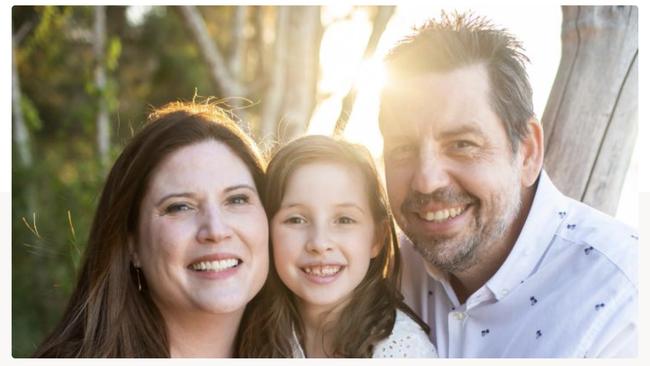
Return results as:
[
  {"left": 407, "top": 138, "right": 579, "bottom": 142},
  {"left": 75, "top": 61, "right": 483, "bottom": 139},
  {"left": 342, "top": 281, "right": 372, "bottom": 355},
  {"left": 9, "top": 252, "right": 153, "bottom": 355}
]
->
[{"left": 135, "top": 267, "right": 143, "bottom": 292}]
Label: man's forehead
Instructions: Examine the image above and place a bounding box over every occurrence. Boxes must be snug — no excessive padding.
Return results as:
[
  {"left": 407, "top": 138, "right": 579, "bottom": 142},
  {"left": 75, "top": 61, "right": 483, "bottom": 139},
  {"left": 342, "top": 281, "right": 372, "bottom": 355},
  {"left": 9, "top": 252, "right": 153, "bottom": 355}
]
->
[{"left": 383, "top": 63, "right": 490, "bottom": 96}]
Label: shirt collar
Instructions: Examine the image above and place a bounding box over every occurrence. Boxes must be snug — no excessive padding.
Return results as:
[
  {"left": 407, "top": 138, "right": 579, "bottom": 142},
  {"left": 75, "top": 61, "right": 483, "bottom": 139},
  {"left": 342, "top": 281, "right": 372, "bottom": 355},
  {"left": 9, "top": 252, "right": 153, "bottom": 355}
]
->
[{"left": 485, "top": 170, "right": 569, "bottom": 300}]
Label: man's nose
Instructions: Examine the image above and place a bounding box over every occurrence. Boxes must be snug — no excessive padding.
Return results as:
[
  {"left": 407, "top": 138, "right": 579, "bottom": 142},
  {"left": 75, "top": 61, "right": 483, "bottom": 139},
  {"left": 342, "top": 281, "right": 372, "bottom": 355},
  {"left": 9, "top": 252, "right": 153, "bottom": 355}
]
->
[{"left": 411, "top": 144, "right": 451, "bottom": 195}]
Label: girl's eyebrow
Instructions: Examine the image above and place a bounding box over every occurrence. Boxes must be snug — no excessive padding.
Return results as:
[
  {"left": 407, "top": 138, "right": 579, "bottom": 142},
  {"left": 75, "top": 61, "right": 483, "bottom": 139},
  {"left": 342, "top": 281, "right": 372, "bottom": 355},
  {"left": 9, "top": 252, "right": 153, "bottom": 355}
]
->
[
  {"left": 336, "top": 203, "right": 366, "bottom": 214},
  {"left": 279, "top": 202, "right": 305, "bottom": 209},
  {"left": 278, "top": 202, "right": 365, "bottom": 213}
]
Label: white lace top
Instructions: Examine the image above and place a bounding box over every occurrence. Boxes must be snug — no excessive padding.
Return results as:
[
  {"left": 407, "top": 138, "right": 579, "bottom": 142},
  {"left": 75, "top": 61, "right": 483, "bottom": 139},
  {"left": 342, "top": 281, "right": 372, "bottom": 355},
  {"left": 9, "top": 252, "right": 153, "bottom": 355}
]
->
[{"left": 290, "top": 309, "right": 438, "bottom": 358}]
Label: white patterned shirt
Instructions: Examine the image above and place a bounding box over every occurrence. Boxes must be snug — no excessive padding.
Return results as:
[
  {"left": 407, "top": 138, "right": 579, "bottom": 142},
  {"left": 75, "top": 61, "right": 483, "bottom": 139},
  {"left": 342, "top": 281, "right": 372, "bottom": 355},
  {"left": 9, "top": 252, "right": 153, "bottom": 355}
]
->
[
  {"left": 400, "top": 170, "right": 638, "bottom": 357},
  {"left": 290, "top": 309, "right": 437, "bottom": 358}
]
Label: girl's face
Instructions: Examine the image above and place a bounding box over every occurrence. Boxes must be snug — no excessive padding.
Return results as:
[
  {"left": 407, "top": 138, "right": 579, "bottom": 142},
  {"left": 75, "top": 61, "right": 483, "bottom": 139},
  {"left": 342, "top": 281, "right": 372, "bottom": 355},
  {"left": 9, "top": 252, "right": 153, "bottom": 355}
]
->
[
  {"left": 271, "top": 162, "right": 382, "bottom": 314},
  {"left": 133, "top": 140, "right": 269, "bottom": 320}
]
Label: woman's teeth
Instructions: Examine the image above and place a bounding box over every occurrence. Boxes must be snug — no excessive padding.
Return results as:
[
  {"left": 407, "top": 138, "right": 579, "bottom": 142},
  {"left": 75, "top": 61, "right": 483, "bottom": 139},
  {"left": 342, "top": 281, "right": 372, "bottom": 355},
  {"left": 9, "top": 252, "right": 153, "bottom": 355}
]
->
[
  {"left": 421, "top": 206, "right": 465, "bottom": 222},
  {"left": 190, "top": 258, "right": 239, "bottom": 272},
  {"left": 302, "top": 265, "right": 341, "bottom": 277}
]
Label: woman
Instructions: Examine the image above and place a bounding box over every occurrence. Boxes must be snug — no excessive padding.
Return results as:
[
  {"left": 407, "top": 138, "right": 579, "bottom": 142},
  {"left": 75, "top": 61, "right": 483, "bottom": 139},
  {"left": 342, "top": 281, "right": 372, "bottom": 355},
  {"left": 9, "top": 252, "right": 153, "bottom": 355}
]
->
[{"left": 34, "top": 102, "right": 269, "bottom": 357}]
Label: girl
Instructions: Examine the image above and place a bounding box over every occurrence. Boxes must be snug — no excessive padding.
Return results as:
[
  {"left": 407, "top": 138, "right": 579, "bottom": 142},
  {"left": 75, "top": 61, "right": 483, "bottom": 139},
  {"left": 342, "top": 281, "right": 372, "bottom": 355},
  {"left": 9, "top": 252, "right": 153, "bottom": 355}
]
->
[{"left": 239, "top": 135, "right": 437, "bottom": 357}]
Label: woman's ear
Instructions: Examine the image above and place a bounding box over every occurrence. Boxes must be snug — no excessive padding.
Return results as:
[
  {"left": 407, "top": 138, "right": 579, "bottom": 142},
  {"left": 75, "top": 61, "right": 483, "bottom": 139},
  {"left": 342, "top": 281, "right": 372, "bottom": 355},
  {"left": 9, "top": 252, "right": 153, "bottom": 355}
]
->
[
  {"left": 519, "top": 118, "right": 544, "bottom": 188},
  {"left": 128, "top": 235, "right": 141, "bottom": 267}
]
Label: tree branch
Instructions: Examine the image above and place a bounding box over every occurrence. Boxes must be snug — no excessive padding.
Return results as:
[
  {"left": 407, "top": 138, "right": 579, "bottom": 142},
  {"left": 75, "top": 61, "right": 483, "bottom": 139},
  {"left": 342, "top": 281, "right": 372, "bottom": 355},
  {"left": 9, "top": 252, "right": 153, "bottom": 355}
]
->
[{"left": 178, "top": 6, "right": 245, "bottom": 97}]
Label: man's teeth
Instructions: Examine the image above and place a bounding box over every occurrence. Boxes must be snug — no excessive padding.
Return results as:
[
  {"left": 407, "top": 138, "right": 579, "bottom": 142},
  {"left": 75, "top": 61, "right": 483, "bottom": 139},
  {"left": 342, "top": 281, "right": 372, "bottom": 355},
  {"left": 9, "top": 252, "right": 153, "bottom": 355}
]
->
[
  {"left": 303, "top": 265, "right": 341, "bottom": 277},
  {"left": 422, "top": 206, "right": 465, "bottom": 222},
  {"left": 190, "top": 259, "right": 239, "bottom": 272}
]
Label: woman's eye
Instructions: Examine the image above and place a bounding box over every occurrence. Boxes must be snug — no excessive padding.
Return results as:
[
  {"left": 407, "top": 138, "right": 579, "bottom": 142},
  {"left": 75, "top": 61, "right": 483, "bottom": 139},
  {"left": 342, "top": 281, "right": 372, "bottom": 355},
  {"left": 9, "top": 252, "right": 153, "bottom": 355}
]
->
[
  {"left": 227, "top": 194, "right": 250, "bottom": 205},
  {"left": 164, "top": 203, "right": 193, "bottom": 214}
]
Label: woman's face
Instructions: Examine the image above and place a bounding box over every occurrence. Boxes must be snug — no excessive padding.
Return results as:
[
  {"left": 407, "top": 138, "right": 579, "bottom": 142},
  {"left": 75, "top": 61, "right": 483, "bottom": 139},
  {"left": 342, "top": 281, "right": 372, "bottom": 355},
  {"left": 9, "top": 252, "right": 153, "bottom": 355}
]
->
[{"left": 133, "top": 140, "right": 268, "bottom": 319}]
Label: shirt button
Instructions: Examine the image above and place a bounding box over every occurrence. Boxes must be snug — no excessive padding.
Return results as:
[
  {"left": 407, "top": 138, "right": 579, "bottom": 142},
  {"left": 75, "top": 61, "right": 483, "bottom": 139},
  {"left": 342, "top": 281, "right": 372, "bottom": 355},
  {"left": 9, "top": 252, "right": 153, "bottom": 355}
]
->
[
  {"left": 501, "top": 289, "right": 509, "bottom": 296},
  {"left": 452, "top": 312, "right": 466, "bottom": 320}
]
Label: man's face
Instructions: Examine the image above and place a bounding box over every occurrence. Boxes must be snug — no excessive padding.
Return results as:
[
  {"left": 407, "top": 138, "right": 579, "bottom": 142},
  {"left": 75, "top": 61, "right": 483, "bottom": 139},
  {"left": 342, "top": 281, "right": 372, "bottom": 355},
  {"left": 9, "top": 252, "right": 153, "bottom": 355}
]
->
[{"left": 380, "top": 63, "right": 524, "bottom": 273}]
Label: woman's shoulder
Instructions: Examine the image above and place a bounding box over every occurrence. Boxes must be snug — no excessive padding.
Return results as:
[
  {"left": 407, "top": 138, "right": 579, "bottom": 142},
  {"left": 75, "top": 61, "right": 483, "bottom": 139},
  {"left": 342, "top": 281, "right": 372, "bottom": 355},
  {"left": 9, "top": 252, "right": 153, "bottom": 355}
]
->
[{"left": 372, "top": 309, "right": 438, "bottom": 358}]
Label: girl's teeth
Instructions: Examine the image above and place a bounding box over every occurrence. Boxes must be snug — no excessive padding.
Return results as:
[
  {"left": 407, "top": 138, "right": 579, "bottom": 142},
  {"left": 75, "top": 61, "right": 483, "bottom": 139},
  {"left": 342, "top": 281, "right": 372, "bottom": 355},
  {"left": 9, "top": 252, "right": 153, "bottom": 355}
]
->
[
  {"left": 191, "top": 258, "right": 239, "bottom": 272},
  {"left": 303, "top": 265, "right": 341, "bottom": 276}
]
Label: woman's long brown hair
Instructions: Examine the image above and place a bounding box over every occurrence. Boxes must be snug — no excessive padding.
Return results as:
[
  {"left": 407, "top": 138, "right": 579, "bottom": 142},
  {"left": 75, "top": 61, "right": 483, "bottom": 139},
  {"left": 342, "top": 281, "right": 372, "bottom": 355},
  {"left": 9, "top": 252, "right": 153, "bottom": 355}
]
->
[
  {"left": 33, "top": 101, "right": 266, "bottom": 357},
  {"left": 238, "top": 135, "right": 427, "bottom": 357}
]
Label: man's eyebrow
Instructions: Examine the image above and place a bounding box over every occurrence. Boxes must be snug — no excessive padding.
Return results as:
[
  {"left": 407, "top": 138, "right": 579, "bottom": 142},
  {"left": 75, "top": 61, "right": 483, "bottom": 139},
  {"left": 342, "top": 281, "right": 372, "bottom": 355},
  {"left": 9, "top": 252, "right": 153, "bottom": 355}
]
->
[{"left": 438, "top": 122, "right": 486, "bottom": 139}]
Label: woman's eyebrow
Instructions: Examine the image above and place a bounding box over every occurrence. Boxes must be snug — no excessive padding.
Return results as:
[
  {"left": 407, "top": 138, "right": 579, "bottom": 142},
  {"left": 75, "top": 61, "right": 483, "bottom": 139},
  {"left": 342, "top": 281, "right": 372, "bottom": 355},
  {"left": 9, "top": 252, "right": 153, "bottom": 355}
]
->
[
  {"left": 224, "top": 184, "right": 257, "bottom": 193},
  {"left": 156, "top": 192, "right": 195, "bottom": 206}
]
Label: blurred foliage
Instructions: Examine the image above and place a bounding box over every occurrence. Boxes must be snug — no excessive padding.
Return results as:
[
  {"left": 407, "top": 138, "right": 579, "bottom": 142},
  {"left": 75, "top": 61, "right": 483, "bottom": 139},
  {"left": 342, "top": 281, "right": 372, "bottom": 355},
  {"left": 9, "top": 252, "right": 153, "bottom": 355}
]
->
[{"left": 11, "top": 5, "right": 249, "bottom": 357}]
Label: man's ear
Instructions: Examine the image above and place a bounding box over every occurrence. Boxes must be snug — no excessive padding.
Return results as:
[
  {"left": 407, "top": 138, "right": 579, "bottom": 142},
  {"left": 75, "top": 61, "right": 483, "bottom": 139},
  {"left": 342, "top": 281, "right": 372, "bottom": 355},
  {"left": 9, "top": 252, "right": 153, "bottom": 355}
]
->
[
  {"left": 128, "top": 235, "right": 141, "bottom": 267},
  {"left": 519, "top": 118, "right": 544, "bottom": 188}
]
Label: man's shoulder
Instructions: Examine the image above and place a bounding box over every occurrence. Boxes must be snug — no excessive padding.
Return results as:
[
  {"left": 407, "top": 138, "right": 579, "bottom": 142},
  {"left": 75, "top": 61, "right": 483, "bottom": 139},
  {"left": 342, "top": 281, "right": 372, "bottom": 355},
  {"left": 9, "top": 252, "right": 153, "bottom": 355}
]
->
[{"left": 554, "top": 197, "right": 638, "bottom": 288}]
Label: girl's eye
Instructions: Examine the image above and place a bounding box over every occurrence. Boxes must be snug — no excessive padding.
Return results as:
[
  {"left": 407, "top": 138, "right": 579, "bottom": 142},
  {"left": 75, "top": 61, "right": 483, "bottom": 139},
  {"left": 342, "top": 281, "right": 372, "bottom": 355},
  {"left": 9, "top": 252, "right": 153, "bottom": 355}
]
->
[
  {"left": 284, "top": 216, "right": 307, "bottom": 224},
  {"left": 164, "top": 203, "right": 193, "bottom": 214},
  {"left": 227, "top": 194, "right": 250, "bottom": 205},
  {"left": 337, "top": 216, "right": 356, "bottom": 224}
]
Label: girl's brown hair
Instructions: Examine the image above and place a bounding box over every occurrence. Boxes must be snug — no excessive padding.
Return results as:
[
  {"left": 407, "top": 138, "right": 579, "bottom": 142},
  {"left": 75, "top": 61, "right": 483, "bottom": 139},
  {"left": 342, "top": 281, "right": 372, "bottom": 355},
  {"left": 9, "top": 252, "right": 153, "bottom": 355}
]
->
[
  {"left": 34, "top": 101, "right": 266, "bottom": 357},
  {"left": 238, "top": 135, "right": 427, "bottom": 357}
]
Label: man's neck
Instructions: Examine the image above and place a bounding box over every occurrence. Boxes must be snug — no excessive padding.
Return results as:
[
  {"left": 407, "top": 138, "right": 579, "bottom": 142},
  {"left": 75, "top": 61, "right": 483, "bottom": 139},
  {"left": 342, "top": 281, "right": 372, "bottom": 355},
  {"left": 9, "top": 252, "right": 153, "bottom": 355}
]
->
[{"left": 450, "top": 185, "right": 535, "bottom": 304}]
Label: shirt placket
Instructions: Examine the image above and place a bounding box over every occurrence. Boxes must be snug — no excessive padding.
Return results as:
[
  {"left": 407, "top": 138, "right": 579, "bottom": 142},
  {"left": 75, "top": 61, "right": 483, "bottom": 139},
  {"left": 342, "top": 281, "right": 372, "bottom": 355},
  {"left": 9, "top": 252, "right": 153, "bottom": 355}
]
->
[
  {"left": 447, "top": 306, "right": 468, "bottom": 357},
  {"left": 443, "top": 285, "right": 493, "bottom": 357}
]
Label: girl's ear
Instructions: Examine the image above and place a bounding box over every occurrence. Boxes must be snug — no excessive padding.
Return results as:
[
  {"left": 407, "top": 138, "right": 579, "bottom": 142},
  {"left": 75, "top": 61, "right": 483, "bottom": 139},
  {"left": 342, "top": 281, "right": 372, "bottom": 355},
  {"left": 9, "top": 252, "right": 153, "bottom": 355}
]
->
[
  {"left": 371, "top": 221, "right": 389, "bottom": 258},
  {"left": 128, "top": 235, "right": 141, "bottom": 267}
]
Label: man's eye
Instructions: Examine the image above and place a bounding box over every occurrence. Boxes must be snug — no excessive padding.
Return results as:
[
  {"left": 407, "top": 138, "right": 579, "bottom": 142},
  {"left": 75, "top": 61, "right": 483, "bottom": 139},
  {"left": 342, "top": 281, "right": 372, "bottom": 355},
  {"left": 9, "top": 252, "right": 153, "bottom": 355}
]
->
[
  {"left": 453, "top": 140, "right": 477, "bottom": 149},
  {"left": 387, "top": 144, "right": 417, "bottom": 159},
  {"left": 164, "top": 203, "right": 193, "bottom": 214}
]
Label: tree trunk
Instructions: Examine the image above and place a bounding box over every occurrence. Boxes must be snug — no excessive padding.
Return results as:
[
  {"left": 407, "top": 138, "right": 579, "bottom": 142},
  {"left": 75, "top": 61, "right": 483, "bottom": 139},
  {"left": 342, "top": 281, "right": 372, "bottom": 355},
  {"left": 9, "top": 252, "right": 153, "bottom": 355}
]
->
[
  {"left": 12, "top": 38, "right": 32, "bottom": 169},
  {"left": 334, "top": 6, "right": 395, "bottom": 136},
  {"left": 94, "top": 6, "right": 110, "bottom": 170},
  {"left": 542, "top": 6, "right": 637, "bottom": 215},
  {"left": 178, "top": 6, "right": 246, "bottom": 100},
  {"left": 260, "top": 7, "right": 290, "bottom": 147},
  {"left": 13, "top": 21, "right": 39, "bottom": 227},
  {"left": 277, "top": 6, "right": 322, "bottom": 143}
]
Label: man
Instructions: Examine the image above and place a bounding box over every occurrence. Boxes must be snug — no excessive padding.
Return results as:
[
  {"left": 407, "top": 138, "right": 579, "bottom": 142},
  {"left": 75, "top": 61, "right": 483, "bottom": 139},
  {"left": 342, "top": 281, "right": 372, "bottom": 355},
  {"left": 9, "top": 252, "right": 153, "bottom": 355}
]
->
[{"left": 379, "top": 12, "right": 637, "bottom": 357}]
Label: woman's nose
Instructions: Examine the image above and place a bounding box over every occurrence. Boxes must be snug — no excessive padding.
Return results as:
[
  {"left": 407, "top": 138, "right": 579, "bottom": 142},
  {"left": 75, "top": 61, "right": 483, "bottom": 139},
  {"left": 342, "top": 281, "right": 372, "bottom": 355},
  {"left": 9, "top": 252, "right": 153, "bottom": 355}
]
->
[{"left": 197, "top": 207, "right": 233, "bottom": 243}]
